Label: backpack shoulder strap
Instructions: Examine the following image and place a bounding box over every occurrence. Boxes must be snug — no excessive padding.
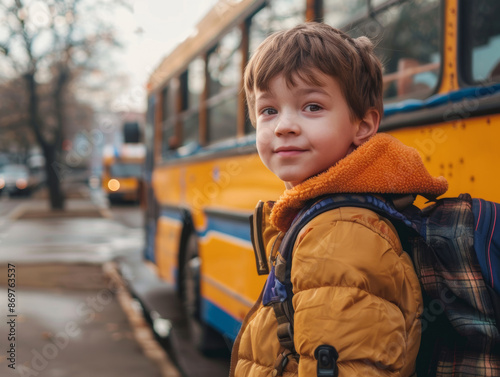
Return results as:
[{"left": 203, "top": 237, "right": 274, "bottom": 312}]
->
[
  {"left": 280, "top": 194, "right": 418, "bottom": 261},
  {"left": 472, "top": 198, "right": 500, "bottom": 295},
  {"left": 472, "top": 198, "right": 500, "bottom": 327}
]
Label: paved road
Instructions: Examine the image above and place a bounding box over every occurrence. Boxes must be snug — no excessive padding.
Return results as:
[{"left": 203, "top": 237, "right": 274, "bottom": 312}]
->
[{"left": 108, "top": 203, "right": 144, "bottom": 229}]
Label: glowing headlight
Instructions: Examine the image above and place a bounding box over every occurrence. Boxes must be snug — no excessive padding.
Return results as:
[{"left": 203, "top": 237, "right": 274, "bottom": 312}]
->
[
  {"left": 0, "top": 178, "right": 4, "bottom": 189},
  {"left": 16, "top": 178, "right": 27, "bottom": 189},
  {"left": 108, "top": 179, "right": 120, "bottom": 191}
]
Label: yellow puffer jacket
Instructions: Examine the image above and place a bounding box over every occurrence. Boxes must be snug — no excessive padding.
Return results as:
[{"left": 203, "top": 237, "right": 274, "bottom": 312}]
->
[{"left": 230, "top": 134, "right": 449, "bottom": 377}]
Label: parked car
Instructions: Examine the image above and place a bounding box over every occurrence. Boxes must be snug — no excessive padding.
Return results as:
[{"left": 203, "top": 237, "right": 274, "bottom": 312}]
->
[{"left": 0, "top": 164, "right": 32, "bottom": 196}]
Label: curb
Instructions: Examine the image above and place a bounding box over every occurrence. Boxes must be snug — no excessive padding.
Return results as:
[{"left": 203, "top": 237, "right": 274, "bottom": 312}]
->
[
  {"left": 7, "top": 203, "right": 30, "bottom": 221},
  {"left": 3, "top": 201, "right": 113, "bottom": 221},
  {"left": 104, "top": 262, "right": 182, "bottom": 377},
  {"left": 112, "top": 256, "right": 231, "bottom": 377},
  {"left": 0, "top": 202, "right": 29, "bottom": 229},
  {"left": 99, "top": 207, "right": 114, "bottom": 219}
]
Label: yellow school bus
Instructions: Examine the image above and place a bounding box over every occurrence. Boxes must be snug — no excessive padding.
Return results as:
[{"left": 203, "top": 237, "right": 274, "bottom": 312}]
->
[
  {"left": 142, "top": 0, "right": 500, "bottom": 351},
  {"left": 102, "top": 143, "right": 145, "bottom": 203}
]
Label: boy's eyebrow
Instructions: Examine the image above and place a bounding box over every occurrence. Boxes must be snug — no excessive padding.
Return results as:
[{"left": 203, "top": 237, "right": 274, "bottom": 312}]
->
[
  {"left": 255, "top": 91, "right": 274, "bottom": 102},
  {"left": 255, "top": 87, "right": 329, "bottom": 102},
  {"left": 295, "top": 87, "right": 330, "bottom": 96}
]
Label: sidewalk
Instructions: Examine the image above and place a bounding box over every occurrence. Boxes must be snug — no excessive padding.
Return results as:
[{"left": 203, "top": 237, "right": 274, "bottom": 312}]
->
[{"left": 0, "top": 195, "right": 182, "bottom": 377}]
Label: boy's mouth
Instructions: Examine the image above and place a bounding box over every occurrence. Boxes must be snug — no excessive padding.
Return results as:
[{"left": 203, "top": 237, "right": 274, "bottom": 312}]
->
[{"left": 274, "top": 146, "right": 306, "bottom": 156}]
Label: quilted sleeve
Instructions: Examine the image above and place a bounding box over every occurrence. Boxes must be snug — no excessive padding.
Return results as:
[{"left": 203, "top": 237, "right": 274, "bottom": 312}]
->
[{"left": 290, "top": 209, "right": 422, "bottom": 377}]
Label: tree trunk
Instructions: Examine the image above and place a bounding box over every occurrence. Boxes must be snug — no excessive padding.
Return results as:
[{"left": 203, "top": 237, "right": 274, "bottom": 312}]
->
[
  {"left": 42, "top": 145, "right": 65, "bottom": 210},
  {"left": 24, "top": 72, "right": 66, "bottom": 210}
]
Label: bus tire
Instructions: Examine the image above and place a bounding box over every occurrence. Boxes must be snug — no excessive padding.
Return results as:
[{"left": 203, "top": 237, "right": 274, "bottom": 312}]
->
[{"left": 181, "top": 232, "right": 227, "bottom": 355}]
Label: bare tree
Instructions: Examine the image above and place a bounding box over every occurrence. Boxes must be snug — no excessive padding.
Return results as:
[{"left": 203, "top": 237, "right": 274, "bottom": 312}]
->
[
  {"left": 0, "top": 77, "right": 33, "bottom": 162},
  {"left": 0, "top": 0, "right": 129, "bottom": 209}
]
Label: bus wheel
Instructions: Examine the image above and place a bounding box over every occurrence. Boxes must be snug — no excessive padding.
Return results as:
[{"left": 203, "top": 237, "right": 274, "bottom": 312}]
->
[{"left": 182, "top": 233, "right": 227, "bottom": 355}]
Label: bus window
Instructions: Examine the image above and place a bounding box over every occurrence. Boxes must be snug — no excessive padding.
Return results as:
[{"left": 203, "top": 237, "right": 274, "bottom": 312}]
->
[
  {"left": 180, "top": 58, "right": 205, "bottom": 151},
  {"left": 371, "top": 0, "right": 387, "bottom": 7},
  {"left": 325, "top": 0, "right": 441, "bottom": 101},
  {"left": 110, "top": 162, "right": 142, "bottom": 178},
  {"left": 460, "top": 0, "right": 500, "bottom": 84},
  {"left": 248, "top": 0, "right": 306, "bottom": 55},
  {"left": 206, "top": 28, "right": 242, "bottom": 144},
  {"left": 323, "top": 0, "right": 367, "bottom": 28},
  {"left": 161, "top": 80, "right": 179, "bottom": 158}
]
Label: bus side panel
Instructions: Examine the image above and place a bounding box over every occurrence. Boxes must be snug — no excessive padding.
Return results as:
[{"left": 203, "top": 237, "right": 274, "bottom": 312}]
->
[
  {"left": 152, "top": 165, "right": 185, "bottom": 284},
  {"left": 153, "top": 165, "right": 183, "bottom": 205},
  {"left": 155, "top": 215, "right": 183, "bottom": 285},
  {"left": 182, "top": 153, "right": 284, "bottom": 228},
  {"left": 199, "top": 226, "right": 267, "bottom": 340},
  {"left": 389, "top": 114, "right": 500, "bottom": 205}
]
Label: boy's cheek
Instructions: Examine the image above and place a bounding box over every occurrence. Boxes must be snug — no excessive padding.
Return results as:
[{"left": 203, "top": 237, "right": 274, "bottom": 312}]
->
[{"left": 256, "top": 127, "right": 274, "bottom": 149}]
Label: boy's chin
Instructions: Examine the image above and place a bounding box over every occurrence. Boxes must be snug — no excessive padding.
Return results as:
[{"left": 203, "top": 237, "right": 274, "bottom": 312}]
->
[
  {"left": 284, "top": 168, "right": 334, "bottom": 189},
  {"left": 283, "top": 176, "right": 314, "bottom": 189}
]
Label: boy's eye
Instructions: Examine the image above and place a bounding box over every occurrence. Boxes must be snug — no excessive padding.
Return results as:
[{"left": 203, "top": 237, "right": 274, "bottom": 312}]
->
[
  {"left": 305, "top": 104, "right": 322, "bottom": 112},
  {"left": 262, "top": 108, "right": 277, "bottom": 115}
]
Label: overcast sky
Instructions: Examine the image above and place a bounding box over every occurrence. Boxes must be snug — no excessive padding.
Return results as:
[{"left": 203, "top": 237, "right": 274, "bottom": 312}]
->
[{"left": 111, "top": 0, "right": 218, "bottom": 112}]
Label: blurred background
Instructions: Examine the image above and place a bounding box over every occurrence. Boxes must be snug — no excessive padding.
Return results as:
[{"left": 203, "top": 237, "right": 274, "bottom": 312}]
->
[{"left": 0, "top": 0, "right": 216, "bottom": 207}]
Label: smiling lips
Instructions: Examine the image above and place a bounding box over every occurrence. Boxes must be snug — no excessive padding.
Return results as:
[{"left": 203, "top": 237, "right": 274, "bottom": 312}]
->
[{"left": 274, "top": 146, "right": 307, "bottom": 156}]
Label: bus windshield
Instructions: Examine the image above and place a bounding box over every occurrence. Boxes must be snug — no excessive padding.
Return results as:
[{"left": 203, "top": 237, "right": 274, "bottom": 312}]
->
[{"left": 110, "top": 163, "right": 142, "bottom": 178}]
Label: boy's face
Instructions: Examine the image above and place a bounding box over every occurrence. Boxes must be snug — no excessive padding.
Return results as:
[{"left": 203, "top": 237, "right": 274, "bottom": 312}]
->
[{"left": 255, "top": 71, "right": 361, "bottom": 189}]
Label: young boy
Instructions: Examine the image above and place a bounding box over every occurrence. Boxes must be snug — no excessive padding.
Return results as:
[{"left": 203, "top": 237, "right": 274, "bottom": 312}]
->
[{"left": 229, "top": 23, "right": 448, "bottom": 376}]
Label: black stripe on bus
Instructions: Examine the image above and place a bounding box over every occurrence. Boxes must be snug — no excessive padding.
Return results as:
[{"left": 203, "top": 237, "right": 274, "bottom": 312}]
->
[
  {"left": 203, "top": 208, "right": 251, "bottom": 224},
  {"left": 380, "top": 93, "right": 500, "bottom": 131}
]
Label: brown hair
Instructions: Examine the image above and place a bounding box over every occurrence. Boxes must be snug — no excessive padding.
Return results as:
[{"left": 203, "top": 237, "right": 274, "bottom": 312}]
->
[{"left": 244, "top": 22, "right": 383, "bottom": 125}]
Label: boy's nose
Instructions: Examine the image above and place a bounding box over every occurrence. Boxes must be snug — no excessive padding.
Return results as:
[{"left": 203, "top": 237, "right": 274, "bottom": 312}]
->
[{"left": 274, "top": 114, "right": 300, "bottom": 136}]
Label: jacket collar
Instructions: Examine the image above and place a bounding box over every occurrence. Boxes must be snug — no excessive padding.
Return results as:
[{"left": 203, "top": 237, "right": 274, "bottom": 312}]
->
[{"left": 270, "top": 133, "right": 448, "bottom": 232}]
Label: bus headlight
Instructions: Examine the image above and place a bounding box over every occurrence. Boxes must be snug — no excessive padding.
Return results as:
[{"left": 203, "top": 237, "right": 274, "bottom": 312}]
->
[{"left": 108, "top": 179, "right": 120, "bottom": 191}]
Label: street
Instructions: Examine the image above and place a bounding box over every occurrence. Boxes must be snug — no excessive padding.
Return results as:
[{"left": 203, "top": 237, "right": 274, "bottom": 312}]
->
[{"left": 0, "top": 193, "right": 230, "bottom": 377}]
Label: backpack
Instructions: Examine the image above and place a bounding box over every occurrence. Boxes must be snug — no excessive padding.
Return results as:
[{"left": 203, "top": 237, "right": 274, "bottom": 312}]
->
[{"left": 262, "top": 193, "right": 500, "bottom": 377}]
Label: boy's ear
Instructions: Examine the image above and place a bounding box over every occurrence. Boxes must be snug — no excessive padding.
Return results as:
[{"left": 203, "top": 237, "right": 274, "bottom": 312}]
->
[{"left": 353, "top": 108, "right": 380, "bottom": 146}]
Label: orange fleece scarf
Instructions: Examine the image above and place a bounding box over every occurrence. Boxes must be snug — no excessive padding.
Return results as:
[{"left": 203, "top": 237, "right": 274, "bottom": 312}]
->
[{"left": 271, "top": 133, "right": 448, "bottom": 232}]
